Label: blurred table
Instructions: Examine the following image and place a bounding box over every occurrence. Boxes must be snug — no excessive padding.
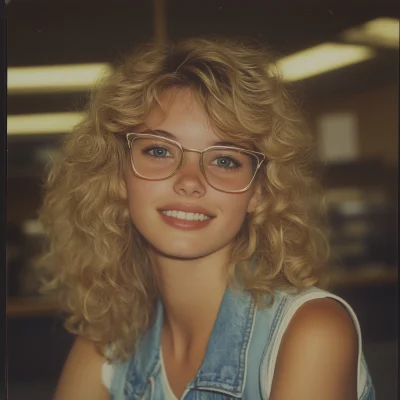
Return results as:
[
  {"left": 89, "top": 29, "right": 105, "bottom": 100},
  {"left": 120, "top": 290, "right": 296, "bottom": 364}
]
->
[
  {"left": 329, "top": 265, "right": 398, "bottom": 288},
  {"left": 7, "top": 296, "right": 61, "bottom": 318}
]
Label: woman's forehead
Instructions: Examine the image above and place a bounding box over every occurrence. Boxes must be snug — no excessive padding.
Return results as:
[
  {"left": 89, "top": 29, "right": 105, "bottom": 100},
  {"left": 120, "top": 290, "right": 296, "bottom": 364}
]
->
[
  {"left": 140, "top": 88, "right": 256, "bottom": 149},
  {"left": 143, "top": 89, "right": 217, "bottom": 141}
]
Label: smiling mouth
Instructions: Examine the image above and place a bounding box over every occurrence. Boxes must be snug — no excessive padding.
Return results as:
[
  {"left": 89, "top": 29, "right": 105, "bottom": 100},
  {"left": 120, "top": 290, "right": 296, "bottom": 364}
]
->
[{"left": 160, "top": 210, "right": 212, "bottom": 221}]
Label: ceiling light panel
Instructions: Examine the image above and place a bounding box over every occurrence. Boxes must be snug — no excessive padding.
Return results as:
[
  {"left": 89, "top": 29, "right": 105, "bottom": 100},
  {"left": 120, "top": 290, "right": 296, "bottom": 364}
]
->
[
  {"left": 277, "top": 43, "right": 376, "bottom": 82},
  {"left": 8, "top": 63, "right": 112, "bottom": 94},
  {"left": 342, "top": 18, "right": 399, "bottom": 49},
  {"left": 8, "top": 112, "right": 85, "bottom": 135}
]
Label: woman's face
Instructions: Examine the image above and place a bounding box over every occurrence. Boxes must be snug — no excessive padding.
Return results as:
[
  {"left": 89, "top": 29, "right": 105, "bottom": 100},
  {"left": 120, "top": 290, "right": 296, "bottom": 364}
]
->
[{"left": 124, "top": 87, "right": 260, "bottom": 260}]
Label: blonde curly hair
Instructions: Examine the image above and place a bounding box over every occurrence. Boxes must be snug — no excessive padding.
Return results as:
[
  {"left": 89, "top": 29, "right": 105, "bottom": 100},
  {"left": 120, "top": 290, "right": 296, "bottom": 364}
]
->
[{"left": 38, "top": 36, "right": 329, "bottom": 361}]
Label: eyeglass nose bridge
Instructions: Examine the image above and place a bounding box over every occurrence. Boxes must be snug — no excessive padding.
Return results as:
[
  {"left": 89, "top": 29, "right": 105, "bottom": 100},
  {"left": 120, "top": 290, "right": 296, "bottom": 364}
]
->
[{"left": 176, "top": 147, "right": 206, "bottom": 174}]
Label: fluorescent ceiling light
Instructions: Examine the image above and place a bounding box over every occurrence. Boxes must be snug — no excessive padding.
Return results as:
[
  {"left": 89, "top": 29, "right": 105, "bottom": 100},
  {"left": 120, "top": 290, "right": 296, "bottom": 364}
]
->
[
  {"left": 8, "top": 112, "right": 85, "bottom": 135},
  {"left": 277, "top": 43, "right": 376, "bottom": 82},
  {"left": 8, "top": 63, "right": 112, "bottom": 94},
  {"left": 342, "top": 18, "right": 399, "bottom": 49}
]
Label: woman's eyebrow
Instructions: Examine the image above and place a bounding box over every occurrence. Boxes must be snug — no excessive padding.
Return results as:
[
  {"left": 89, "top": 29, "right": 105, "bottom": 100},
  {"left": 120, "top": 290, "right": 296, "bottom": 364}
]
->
[
  {"left": 150, "top": 129, "right": 178, "bottom": 140},
  {"left": 150, "top": 129, "right": 252, "bottom": 150}
]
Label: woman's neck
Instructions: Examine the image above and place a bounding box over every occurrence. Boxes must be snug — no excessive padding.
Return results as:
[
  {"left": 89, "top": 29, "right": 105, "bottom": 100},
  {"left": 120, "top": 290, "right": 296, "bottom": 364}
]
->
[{"left": 149, "top": 246, "right": 230, "bottom": 361}]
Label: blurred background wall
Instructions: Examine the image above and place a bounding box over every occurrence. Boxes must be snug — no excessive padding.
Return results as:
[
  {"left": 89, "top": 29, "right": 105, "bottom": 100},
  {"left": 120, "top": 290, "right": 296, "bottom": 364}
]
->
[{"left": 6, "top": 1, "right": 398, "bottom": 399}]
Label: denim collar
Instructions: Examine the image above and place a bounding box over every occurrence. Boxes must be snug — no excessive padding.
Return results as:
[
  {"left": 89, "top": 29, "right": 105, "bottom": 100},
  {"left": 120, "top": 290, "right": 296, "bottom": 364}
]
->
[{"left": 124, "top": 286, "right": 257, "bottom": 398}]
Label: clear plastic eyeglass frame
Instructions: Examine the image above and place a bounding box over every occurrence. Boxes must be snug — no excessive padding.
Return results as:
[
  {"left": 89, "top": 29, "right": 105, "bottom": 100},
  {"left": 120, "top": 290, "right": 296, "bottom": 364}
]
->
[{"left": 125, "top": 132, "right": 266, "bottom": 193}]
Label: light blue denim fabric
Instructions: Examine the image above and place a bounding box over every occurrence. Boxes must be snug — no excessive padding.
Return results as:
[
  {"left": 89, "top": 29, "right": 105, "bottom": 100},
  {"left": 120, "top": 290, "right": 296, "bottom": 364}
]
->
[{"left": 108, "top": 286, "right": 375, "bottom": 399}]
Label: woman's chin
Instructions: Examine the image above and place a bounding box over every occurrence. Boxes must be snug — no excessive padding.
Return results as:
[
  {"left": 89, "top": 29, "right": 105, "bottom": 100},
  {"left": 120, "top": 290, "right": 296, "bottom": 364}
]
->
[
  {"left": 146, "top": 239, "right": 218, "bottom": 261},
  {"left": 151, "top": 246, "right": 208, "bottom": 261}
]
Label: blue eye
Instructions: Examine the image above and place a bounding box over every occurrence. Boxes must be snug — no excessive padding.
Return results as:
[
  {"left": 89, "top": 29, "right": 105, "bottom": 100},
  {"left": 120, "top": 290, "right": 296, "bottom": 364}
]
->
[
  {"left": 212, "top": 156, "right": 241, "bottom": 169},
  {"left": 144, "top": 147, "right": 172, "bottom": 158}
]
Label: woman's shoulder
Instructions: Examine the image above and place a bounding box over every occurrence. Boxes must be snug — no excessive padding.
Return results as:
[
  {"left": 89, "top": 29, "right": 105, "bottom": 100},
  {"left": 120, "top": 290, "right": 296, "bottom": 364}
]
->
[
  {"left": 256, "top": 286, "right": 374, "bottom": 399},
  {"left": 254, "top": 286, "right": 361, "bottom": 351},
  {"left": 269, "top": 295, "right": 359, "bottom": 399},
  {"left": 266, "top": 286, "right": 362, "bottom": 351},
  {"left": 280, "top": 295, "right": 359, "bottom": 356},
  {"left": 54, "top": 337, "right": 110, "bottom": 400}
]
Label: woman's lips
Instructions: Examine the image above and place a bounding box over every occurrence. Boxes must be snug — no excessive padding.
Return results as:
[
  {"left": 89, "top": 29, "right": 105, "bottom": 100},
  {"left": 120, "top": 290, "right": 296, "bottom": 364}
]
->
[
  {"left": 158, "top": 211, "right": 214, "bottom": 230},
  {"left": 158, "top": 203, "right": 215, "bottom": 218}
]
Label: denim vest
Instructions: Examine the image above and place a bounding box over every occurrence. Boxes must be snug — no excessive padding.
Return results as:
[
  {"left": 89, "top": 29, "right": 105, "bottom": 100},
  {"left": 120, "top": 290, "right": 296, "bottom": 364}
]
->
[{"left": 106, "top": 286, "right": 375, "bottom": 399}]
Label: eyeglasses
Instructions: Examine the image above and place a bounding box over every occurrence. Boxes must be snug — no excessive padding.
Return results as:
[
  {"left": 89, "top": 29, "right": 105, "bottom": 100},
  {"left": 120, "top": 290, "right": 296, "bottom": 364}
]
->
[{"left": 125, "top": 132, "right": 266, "bottom": 193}]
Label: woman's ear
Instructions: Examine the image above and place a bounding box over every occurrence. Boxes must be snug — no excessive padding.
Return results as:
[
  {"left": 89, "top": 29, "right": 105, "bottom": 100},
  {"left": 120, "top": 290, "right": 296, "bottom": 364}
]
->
[{"left": 247, "top": 183, "right": 262, "bottom": 213}]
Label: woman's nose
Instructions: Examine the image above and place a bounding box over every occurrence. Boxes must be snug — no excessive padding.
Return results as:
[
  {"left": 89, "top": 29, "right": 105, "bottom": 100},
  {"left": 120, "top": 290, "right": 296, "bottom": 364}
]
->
[{"left": 173, "top": 152, "right": 207, "bottom": 197}]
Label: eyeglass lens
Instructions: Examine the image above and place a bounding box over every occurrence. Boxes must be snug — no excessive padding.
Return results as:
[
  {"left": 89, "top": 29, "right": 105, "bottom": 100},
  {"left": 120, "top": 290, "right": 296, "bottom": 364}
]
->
[{"left": 130, "top": 136, "right": 258, "bottom": 192}]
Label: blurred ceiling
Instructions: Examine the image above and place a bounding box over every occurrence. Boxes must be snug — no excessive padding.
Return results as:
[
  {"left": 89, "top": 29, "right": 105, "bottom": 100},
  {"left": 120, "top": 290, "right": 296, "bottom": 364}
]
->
[{"left": 6, "top": 0, "right": 400, "bottom": 120}]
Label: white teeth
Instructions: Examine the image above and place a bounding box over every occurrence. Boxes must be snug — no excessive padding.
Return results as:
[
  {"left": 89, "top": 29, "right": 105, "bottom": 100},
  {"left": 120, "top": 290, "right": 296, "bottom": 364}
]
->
[
  {"left": 177, "top": 211, "right": 185, "bottom": 219},
  {"left": 186, "top": 213, "right": 195, "bottom": 221},
  {"left": 161, "top": 210, "right": 211, "bottom": 221}
]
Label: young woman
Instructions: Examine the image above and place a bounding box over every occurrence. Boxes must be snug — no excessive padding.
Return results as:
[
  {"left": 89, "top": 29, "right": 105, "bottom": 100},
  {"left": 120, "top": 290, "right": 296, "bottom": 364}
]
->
[{"left": 39, "top": 37, "right": 375, "bottom": 399}]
